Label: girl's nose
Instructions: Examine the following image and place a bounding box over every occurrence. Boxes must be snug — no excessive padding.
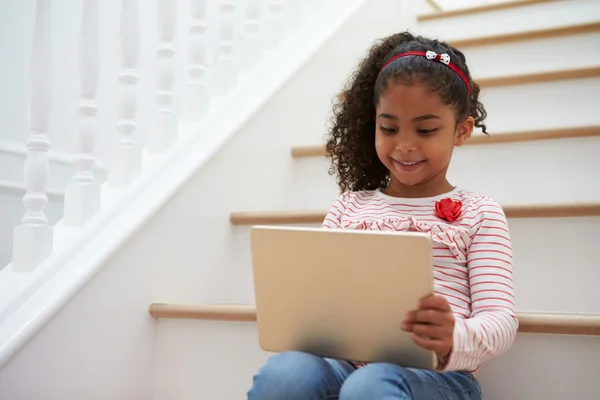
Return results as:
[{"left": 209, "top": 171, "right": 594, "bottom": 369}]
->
[{"left": 394, "top": 135, "right": 417, "bottom": 153}]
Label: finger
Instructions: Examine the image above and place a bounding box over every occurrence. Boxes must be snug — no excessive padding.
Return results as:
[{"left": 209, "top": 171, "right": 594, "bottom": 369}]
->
[
  {"left": 413, "top": 309, "right": 454, "bottom": 325},
  {"left": 411, "top": 333, "right": 451, "bottom": 354},
  {"left": 400, "top": 320, "right": 414, "bottom": 332},
  {"left": 412, "top": 323, "right": 452, "bottom": 340},
  {"left": 419, "top": 295, "right": 452, "bottom": 312}
]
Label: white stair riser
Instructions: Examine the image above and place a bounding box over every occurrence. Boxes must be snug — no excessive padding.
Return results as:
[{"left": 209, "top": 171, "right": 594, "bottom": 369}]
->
[
  {"left": 154, "top": 320, "right": 600, "bottom": 400},
  {"left": 295, "top": 77, "right": 600, "bottom": 146},
  {"left": 477, "top": 333, "right": 600, "bottom": 400},
  {"left": 449, "top": 136, "right": 600, "bottom": 203},
  {"left": 228, "top": 217, "right": 600, "bottom": 315},
  {"left": 154, "top": 320, "right": 271, "bottom": 400},
  {"left": 479, "top": 78, "right": 600, "bottom": 133},
  {"left": 462, "top": 32, "right": 600, "bottom": 79},
  {"left": 284, "top": 137, "right": 600, "bottom": 206},
  {"left": 416, "top": 0, "right": 600, "bottom": 41}
]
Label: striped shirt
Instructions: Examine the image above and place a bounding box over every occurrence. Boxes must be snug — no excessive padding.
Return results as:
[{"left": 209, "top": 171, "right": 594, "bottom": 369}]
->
[{"left": 322, "top": 187, "right": 518, "bottom": 372}]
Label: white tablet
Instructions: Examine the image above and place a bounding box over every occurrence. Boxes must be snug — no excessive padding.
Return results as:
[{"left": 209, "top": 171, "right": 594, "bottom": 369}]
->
[{"left": 250, "top": 225, "right": 436, "bottom": 369}]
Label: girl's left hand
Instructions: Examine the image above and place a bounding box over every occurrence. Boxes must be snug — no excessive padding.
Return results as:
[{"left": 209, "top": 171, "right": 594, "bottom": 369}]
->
[{"left": 400, "top": 294, "right": 455, "bottom": 359}]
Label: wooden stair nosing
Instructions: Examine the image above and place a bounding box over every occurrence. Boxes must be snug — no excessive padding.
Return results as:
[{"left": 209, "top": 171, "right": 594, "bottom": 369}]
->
[
  {"left": 478, "top": 66, "right": 600, "bottom": 88},
  {"left": 291, "top": 126, "right": 600, "bottom": 158},
  {"left": 425, "top": 0, "right": 442, "bottom": 12},
  {"left": 449, "top": 21, "right": 600, "bottom": 49},
  {"left": 230, "top": 204, "right": 600, "bottom": 225},
  {"left": 418, "top": 0, "right": 559, "bottom": 22},
  {"left": 148, "top": 303, "right": 600, "bottom": 336}
]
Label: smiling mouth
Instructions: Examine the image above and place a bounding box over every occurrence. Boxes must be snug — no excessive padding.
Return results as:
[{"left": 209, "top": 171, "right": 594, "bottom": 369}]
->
[{"left": 392, "top": 159, "right": 426, "bottom": 171}]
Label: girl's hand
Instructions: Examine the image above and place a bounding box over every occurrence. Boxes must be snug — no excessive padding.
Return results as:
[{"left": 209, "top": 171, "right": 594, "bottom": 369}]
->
[{"left": 400, "top": 294, "right": 455, "bottom": 359}]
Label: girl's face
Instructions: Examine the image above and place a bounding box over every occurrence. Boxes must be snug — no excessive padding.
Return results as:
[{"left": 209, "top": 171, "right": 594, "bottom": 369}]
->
[{"left": 374, "top": 82, "right": 474, "bottom": 198}]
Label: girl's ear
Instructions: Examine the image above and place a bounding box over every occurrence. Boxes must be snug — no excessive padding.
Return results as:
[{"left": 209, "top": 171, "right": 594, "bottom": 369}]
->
[{"left": 454, "top": 116, "right": 474, "bottom": 146}]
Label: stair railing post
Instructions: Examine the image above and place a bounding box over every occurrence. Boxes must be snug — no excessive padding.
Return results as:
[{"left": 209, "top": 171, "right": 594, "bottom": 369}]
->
[
  {"left": 238, "top": 0, "right": 262, "bottom": 74},
  {"left": 12, "top": 0, "right": 53, "bottom": 272},
  {"left": 182, "top": 0, "right": 211, "bottom": 122},
  {"left": 148, "top": 0, "right": 179, "bottom": 153},
  {"left": 109, "top": 0, "right": 141, "bottom": 187},
  {"left": 64, "top": 0, "right": 102, "bottom": 225},
  {"left": 213, "top": 0, "right": 237, "bottom": 98}
]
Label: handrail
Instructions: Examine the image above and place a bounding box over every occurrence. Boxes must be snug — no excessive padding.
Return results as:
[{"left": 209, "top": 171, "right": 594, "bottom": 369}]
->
[
  {"left": 290, "top": 126, "right": 600, "bottom": 158},
  {"left": 229, "top": 203, "right": 600, "bottom": 225},
  {"left": 449, "top": 21, "right": 600, "bottom": 48},
  {"left": 418, "top": 0, "right": 557, "bottom": 22},
  {"left": 148, "top": 303, "right": 600, "bottom": 336}
]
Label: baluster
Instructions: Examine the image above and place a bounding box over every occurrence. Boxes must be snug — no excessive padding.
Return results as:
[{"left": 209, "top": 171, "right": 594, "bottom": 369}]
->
[
  {"left": 213, "top": 0, "right": 237, "bottom": 97},
  {"left": 109, "top": 0, "right": 141, "bottom": 186},
  {"left": 238, "top": 0, "right": 262, "bottom": 74},
  {"left": 148, "top": 0, "right": 178, "bottom": 153},
  {"left": 13, "top": 0, "right": 53, "bottom": 272},
  {"left": 182, "top": 0, "right": 210, "bottom": 122},
  {"left": 64, "top": 0, "right": 101, "bottom": 226},
  {"left": 264, "top": 0, "right": 284, "bottom": 51}
]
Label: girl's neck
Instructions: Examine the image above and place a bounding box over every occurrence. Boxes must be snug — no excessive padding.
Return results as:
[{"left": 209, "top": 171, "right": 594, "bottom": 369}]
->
[{"left": 382, "top": 177, "right": 455, "bottom": 199}]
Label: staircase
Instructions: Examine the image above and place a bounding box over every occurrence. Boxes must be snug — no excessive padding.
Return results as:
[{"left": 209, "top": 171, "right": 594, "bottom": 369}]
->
[{"left": 1, "top": 0, "right": 599, "bottom": 399}]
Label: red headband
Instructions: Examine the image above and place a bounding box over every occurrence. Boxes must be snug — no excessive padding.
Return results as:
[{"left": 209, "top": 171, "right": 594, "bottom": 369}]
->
[{"left": 379, "top": 50, "right": 471, "bottom": 94}]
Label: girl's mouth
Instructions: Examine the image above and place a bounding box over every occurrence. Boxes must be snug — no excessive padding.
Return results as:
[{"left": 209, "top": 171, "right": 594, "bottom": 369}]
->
[{"left": 393, "top": 159, "right": 425, "bottom": 172}]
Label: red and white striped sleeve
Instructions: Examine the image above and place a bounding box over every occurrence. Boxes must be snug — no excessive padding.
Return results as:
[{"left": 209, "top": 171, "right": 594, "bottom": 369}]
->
[
  {"left": 321, "top": 193, "right": 348, "bottom": 229},
  {"left": 441, "top": 197, "right": 519, "bottom": 371}
]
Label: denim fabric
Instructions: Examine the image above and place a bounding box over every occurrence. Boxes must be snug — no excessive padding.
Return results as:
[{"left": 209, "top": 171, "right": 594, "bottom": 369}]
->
[{"left": 247, "top": 351, "right": 482, "bottom": 400}]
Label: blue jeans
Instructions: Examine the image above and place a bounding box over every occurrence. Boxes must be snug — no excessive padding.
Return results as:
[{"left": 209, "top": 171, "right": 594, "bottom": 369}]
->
[{"left": 247, "top": 351, "right": 482, "bottom": 399}]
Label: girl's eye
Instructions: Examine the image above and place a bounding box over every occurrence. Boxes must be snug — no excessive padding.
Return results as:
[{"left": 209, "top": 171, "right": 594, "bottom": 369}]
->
[
  {"left": 418, "top": 128, "right": 438, "bottom": 135},
  {"left": 379, "top": 126, "right": 396, "bottom": 134}
]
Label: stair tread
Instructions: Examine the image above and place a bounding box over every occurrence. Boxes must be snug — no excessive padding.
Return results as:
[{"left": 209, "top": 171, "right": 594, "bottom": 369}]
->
[
  {"left": 149, "top": 303, "right": 600, "bottom": 336},
  {"left": 418, "top": 0, "right": 560, "bottom": 22},
  {"left": 291, "top": 126, "right": 600, "bottom": 158},
  {"left": 229, "top": 203, "right": 600, "bottom": 225},
  {"left": 449, "top": 21, "right": 600, "bottom": 48}
]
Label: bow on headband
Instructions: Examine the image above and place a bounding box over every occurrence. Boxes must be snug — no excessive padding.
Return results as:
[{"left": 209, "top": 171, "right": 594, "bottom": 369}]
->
[{"left": 426, "top": 50, "right": 450, "bottom": 65}]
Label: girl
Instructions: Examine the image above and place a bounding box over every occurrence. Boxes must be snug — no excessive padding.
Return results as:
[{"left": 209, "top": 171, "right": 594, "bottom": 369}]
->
[{"left": 247, "top": 31, "right": 517, "bottom": 400}]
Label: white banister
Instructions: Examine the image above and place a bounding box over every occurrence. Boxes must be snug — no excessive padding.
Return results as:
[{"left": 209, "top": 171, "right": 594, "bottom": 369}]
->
[
  {"left": 182, "top": 0, "right": 210, "bottom": 122},
  {"left": 264, "top": 0, "right": 284, "bottom": 51},
  {"left": 213, "top": 0, "right": 237, "bottom": 97},
  {"left": 238, "top": 0, "right": 262, "bottom": 74},
  {"left": 109, "top": 0, "right": 141, "bottom": 186},
  {"left": 12, "top": 0, "right": 53, "bottom": 272},
  {"left": 64, "top": 0, "right": 101, "bottom": 226},
  {"left": 148, "top": 0, "right": 178, "bottom": 153}
]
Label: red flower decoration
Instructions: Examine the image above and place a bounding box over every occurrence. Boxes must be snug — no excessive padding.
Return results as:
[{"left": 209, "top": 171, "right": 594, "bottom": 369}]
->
[{"left": 435, "top": 198, "right": 462, "bottom": 222}]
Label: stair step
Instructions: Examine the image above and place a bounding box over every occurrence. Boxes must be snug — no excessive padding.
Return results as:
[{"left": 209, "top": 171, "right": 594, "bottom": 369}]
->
[
  {"left": 479, "top": 66, "right": 600, "bottom": 88},
  {"left": 229, "top": 203, "right": 600, "bottom": 225},
  {"left": 418, "top": 0, "right": 558, "bottom": 22},
  {"left": 291, "top": 126, "right": 600, "bottom": 158},
  {"left": 149, "top": 303, "right": 600, "bottom": 336},
  {"left": 448, "top": 21, "right": 600, "bottom": 48},
  {"left": 332, "top": 67, "right": 600, "bottom": 109}
]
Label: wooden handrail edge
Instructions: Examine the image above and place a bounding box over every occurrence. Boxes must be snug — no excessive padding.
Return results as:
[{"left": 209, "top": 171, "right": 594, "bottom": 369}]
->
[
  {"left": 229, "top": 204, "right": 600, "bottom": 225},
  {"left": 448, "top": 21, "right": 600, "bottom": 48},
  {"left": 148, "top": 303, "right": 600, "bottom": 336},
  {"left": 291, "top": 126, "right": 600, "bottom": 158}
]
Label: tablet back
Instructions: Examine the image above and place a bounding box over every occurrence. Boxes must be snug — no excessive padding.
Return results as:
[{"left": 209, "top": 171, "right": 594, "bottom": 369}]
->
[{"left": 250, "top": 225, "right": 436, "bottom": 369}]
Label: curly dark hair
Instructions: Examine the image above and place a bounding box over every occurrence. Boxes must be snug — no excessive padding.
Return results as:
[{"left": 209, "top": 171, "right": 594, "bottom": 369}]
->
[{"left": 325, "top": 31, "right": 488, "bottom": 193}]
